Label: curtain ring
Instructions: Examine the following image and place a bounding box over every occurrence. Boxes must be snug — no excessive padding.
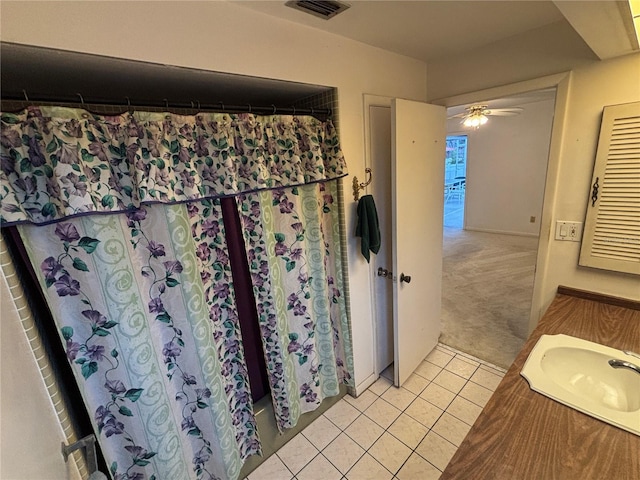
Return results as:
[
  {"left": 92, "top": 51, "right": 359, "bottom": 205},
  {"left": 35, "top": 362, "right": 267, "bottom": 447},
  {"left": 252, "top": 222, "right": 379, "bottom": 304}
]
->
[
  {"left": 311, "top": 107, "right": 315, "bottom": 115},
  {"left": 219, "top": 102, "right": 225, "bottom": 112},
  {"left": 292, "top": 106, "right": 296, "bottom": 115},
  {"left": 163, "top": 98, "right": 169, "bottom": 110},
  {"left": 125, "top": 96, "right": 132, "bottom": 113},
  {"left": 22, "top": 89, "right": 29, "bottom": 102},
  {"left": 197, "top": 100, "right": 201, "bottom": 110},
  {"left": 77, "top": 93, "right": 85, "bottom": 106},
  {"left": 271, "top": 104, "right": 277, "bottom": 115},
  {"left": 247, "top": 104, "right": 252, "bottom": 113}
]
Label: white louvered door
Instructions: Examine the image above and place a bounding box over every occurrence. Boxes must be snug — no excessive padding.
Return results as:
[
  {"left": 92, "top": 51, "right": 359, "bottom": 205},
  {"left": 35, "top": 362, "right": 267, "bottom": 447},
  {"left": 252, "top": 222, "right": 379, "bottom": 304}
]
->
[{"left": 579, "top": 101, "right": 640, "bottom": 275}]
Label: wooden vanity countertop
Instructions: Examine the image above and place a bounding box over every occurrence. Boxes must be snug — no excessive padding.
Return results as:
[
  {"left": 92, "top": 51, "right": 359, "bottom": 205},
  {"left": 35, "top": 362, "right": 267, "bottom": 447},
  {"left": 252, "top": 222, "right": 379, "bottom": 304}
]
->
[{"left": 440, "top": 288, "right": 640, "bottom": 480}]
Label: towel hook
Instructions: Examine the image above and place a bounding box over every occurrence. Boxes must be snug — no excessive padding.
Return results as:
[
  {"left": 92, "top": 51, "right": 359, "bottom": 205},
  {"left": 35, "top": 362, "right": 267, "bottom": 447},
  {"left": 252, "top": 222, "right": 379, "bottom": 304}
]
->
[{"left": 352, "top": 167, "right": 373, "bottom": 201}]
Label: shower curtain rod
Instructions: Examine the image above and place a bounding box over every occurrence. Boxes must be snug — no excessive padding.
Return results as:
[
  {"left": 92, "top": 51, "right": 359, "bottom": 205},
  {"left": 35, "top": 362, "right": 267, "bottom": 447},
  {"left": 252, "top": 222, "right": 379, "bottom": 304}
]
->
[{"left": 1, "top": 91, "right": 332, "bottom": 117}]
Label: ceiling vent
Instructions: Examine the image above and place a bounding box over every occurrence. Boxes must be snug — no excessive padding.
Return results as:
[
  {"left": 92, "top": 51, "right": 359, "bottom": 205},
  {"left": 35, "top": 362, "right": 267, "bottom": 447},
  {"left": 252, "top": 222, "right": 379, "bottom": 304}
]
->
[{"left": 285, "top": 0, "right": 350, "bottom": 20}]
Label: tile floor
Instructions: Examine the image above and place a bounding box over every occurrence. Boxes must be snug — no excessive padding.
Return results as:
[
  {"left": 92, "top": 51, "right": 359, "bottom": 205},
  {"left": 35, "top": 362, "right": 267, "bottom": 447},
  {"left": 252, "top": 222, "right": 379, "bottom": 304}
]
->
[{"left": 244, "top": 343, "right": 506, "bottom": 480}]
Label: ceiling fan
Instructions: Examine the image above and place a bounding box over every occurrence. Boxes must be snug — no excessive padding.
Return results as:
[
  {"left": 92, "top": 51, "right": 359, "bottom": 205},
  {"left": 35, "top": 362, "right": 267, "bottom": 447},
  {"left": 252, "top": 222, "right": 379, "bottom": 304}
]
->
[{"left": 448, "top": 104, "right": 523, "bottom": 128}]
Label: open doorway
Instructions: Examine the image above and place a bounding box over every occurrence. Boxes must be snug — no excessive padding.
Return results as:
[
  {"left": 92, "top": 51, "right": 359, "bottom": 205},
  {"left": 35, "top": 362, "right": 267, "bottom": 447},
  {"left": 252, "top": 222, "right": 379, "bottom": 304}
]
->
[
  {"left": 440, "top": 89, "right": 556, "bottom": 369},
  {"left": 444, "top": 135, "right": 468, "bottom": 229}
]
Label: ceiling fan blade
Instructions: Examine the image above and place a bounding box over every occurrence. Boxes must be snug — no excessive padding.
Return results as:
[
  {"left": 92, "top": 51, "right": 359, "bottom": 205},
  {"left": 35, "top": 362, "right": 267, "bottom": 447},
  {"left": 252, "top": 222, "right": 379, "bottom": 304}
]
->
[
  {"left": 485, "top": 107, "right": 524, "bottom": 116},
  {"left": 447, "top": 113, "right": 467, "bottom": 119},
  {"left": 487, "top": 111, "right": 521, "bottom": 116}
]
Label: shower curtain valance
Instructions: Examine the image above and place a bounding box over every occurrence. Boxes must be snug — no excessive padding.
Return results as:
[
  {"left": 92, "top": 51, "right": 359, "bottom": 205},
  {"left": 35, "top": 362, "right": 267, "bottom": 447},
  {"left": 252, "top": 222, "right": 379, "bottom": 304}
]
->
[{"left": 0, "top": 106, "right": 347, "bottom": 226}]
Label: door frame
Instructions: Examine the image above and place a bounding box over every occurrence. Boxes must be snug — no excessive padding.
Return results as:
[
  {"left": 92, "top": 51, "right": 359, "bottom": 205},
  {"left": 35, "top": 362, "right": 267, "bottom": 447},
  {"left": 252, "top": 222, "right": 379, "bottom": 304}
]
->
[
  {"left": 432, "top": 72, "right": 571, "bottom": 333},
  {"left": 363, "top": 94, "right": 393, "bottom": 378}
]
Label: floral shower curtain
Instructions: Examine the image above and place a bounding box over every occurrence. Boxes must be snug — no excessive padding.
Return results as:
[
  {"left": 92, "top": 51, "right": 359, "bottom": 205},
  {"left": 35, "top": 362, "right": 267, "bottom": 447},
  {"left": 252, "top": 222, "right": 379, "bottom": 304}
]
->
[
  {"left": 1, "top": 106, "right": 353, "bottom": 480},
  {"left": 237, "top": 181, "right": 353, "bottom": 431}
]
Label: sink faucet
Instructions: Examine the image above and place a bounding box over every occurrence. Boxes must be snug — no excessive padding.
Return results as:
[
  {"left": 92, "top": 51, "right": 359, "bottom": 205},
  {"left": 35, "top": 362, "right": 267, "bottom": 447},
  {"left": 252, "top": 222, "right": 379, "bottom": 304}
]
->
[{"left": 608, "top": 359, "right": 640, "bottom": 375}]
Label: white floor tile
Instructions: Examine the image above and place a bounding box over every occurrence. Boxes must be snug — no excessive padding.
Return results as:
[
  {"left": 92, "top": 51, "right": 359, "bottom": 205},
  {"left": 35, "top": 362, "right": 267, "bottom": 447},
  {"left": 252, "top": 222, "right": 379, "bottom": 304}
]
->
[
  {"left": 445, "top": 356, "right": 479, "bottom": 379},
  {"left": 322, "top": 432, "right": 365, "bottom": 474},
  {"left": 425, "top": 348, "right": 454, "bottom": 367},
  {"left": 446, "top": 395, "right": 483, "bottom": 426},
  {"left": 249, "top": 342, "right": 503, "bottom": 480},
  {"left": 368, "top": 376, "right": 393, "bottom": 396},
  {"left": 368, "top": 432, "right": 412, "bottom": 475},
  {"left": 414, "top": 360, "right": 442, "bottom": 381},
  {"left": 364, "top": 397, "right": 402, "bottom": 429},
  {"left": 431, "top": 412, "right": 472, "bottom": 446},
  {"left": 433, "top": 369, "right": 467, "bottom": 394},
  {"left": 324, "top": 398, "right": 360, "bottom": 430},
  {"left": 419, "top": 381, "right": 456, "bottom": 410},
  {"left": 415, "top": 431, "right": 458, "bottom": 471},
  {"left": 276, "top": 433, "right": 319, "bottom": 475},
  {"left": 452, "top": 351, "right": 481, "bottom": 367},
  {"left": 345, "top": 453, "right": 393, "bottom": 480},
  {"left": 479, "top": 363, "right": 507, "bottom": 378},
  {"left": 246, "top": 454, "right": 293, "bottom": 480},
  {"left": 470, "top": 367, "right": 503, "bottom": 390},
  {"left": 344, "top": 389, "right": 378, "bottom": 412},
  {"left": 345, "top": 414, "right": 385, "bottom": 450},
  {"left": 458, "top": 381, "right": 494, "bottom": 408},
  {"left": 404, "top": 397, "right": 443, "bottom": 429},
  {"left": 395, "top": 452, "right": 441, "bottom": 480},
  {"left": 296, "top": 453, "right": 342, "bottom": 480},
  {"left": 387, "top": 413, "right": 429, "bottom": 449},
  {"left": 381, "top": 385, "right": 416, "bottom": 411},
  {"left": 302, "top": 414, "right": 341, "bottom": 450},
  {"left": 400, "top": 373, "right": 430, "bottom": 395}
]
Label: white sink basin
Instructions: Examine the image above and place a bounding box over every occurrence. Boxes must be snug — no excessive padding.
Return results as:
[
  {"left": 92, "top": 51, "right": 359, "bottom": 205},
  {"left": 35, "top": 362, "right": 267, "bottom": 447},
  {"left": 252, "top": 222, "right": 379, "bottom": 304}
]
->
[{"left": 521, "top": 334, "right": 640, "bottom": 436}]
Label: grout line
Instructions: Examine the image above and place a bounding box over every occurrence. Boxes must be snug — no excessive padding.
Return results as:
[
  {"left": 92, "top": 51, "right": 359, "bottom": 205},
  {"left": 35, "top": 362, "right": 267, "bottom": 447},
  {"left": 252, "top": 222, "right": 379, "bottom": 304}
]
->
[{"left": 262, "top": 344, "right": 503, "bottom": 480}]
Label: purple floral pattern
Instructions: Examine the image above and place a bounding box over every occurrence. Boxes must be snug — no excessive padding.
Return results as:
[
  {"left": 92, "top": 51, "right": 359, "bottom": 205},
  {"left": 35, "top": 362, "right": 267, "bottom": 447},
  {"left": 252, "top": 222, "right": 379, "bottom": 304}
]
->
[
  {"left": 237, "top": 192, "right": 292, "bottom": 430},
  {"left": 186, "top": 199, "right": 260, "bottom": 458},
  {"left": 1, "top": 107, "right": 347, "bottom": 226},
  {"left": 37, "top": 220, "right": 156, "bottom": 480},
  {"left": 238, "top": 181, "right": 353, "bottom": 430},
  {"left": 126, "top": 207, "right": 229, "bottom": 479},
  {"left": 21, "top": 203, "right": 268, "bottom": 479},
  {"left": 7, "top": 105, "right": 354, "bottom": 475}
]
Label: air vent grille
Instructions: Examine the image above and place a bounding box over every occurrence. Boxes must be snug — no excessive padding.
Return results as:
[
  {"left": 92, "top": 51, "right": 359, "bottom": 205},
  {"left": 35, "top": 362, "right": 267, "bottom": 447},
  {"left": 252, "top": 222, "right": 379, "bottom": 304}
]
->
[{"left": 285, "top": 0, "right": 350, "bottom": 20}]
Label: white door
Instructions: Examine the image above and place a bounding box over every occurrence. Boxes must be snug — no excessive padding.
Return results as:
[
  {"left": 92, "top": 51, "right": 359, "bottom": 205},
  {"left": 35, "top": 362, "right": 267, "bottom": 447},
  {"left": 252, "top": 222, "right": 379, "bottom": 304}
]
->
[{"left": 392, "top": 98, "right": 446, "bottom": 386}]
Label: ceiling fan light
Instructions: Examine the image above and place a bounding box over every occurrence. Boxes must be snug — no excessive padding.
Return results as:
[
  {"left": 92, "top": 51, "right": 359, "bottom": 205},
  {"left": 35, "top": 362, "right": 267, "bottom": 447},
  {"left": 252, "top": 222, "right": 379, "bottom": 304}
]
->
[{"left": 463, "top": 113, "right": 487, "bottom": 128}]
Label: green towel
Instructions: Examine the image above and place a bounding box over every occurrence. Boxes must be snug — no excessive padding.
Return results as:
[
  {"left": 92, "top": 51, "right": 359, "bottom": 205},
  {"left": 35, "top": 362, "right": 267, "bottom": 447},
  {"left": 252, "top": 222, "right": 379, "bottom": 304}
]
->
[{"left": 356, "top": 195, "right": 381, "bottom": 263}]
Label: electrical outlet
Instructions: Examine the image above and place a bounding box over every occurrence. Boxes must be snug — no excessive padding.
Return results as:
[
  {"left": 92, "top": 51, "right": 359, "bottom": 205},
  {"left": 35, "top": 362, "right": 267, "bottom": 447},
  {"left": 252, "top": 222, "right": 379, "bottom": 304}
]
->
[
  {"left": 555, "top": 221, "right": 583, "bottom": 242},
  {"left": 530, "top": 216, "right": 536, "bottom": 223}
]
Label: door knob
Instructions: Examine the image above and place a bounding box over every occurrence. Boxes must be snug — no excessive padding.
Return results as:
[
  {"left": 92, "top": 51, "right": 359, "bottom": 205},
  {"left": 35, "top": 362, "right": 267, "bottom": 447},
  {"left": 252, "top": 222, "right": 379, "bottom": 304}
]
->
[
  {"left": 400, "top": 273, "right": 411, "bottom": 284},
  {"left": 377, "top": 267, "right": 392, "bottom": 278}
]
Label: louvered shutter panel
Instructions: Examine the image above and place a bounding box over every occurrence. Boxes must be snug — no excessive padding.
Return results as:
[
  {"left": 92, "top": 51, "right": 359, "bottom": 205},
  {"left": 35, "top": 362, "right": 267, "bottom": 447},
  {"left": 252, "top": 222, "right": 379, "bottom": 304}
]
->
[{"left": 579, "top": 101, "right": 640, "bottom": 275}]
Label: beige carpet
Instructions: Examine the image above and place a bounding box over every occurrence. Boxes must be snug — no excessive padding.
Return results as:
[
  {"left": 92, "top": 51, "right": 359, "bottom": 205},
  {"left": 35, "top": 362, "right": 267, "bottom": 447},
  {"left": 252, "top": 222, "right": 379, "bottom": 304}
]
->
[{"left": 440, "top": 227, "right": 538, "bottom": 369}]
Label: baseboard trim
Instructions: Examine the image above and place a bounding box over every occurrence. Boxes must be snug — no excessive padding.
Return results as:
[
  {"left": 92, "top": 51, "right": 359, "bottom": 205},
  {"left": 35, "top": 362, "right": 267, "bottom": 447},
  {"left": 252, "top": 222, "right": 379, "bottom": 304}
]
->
[
  {"left": 464, "top": 227, "right": 539, "bottom": 238},
  {"left": 354, "top": 373, "right": 378, "bottom": 396}
]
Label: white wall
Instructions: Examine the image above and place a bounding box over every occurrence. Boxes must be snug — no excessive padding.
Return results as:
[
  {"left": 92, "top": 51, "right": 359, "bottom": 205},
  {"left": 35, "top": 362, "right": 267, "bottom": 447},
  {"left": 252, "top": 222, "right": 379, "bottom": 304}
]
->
[
  {"left": 534, "top": 53, "right": 640, "bottom": 314},
  {"left": 0, "top": 0, "right": 427, "bottom": 403},
  {"left": 449, "top": 98, "right": 555, "bottom": 236}
]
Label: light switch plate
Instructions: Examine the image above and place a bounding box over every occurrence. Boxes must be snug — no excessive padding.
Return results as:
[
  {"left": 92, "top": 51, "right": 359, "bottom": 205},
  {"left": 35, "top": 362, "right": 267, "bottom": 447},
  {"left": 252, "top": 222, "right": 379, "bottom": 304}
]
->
[{"left": 555, "top": 221, "right": 583, "bottom": 242}]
